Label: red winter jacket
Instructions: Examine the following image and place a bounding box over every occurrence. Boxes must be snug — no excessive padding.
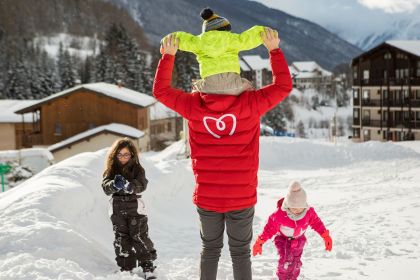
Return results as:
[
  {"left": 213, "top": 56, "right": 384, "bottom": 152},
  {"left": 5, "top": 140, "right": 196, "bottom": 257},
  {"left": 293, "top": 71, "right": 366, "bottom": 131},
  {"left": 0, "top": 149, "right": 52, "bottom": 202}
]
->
[{"left": 153, "top": 48, "right": 292, "bottom": 213}]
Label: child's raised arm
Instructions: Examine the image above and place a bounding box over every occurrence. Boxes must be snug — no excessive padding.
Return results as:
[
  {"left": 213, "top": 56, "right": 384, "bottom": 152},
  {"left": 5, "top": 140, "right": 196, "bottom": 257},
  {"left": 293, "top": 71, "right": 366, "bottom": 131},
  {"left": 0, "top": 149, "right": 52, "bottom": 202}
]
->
[
  {"left": 171, "top": 31, "right": 200, "bottom": 54},
  {"left": 230, "top": 25, "right": 265, "bottom": 51},
  {"left": 153, "top": 34, "right": 195, "bottom": 119},
  {"left": 250, "top": 28, "right": 293, "bottom": 116}
]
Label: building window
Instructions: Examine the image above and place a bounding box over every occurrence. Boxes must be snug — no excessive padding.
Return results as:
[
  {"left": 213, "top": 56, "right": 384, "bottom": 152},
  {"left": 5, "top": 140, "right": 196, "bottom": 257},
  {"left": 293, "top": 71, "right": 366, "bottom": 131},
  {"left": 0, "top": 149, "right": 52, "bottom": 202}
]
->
[
  {"left": 417, "top": 90, "right": 420, "bottom": 99},
  {"left": 383, "top": 90, "right": 388, "bottom": 99},
  {"left": 353, "top": 89, "right": 359, "bottom": 98},
  {"left": 416, "top": 111, "right": 420, "bottom": 120},
  {"left": 384, "top": 70, "right": 388, "bottom": 80},
  {"left": 353, "top": 66, "right": 358, "bottom": 79},
  {"left": 383, "top": 112, "right": 388, "bottom": 121},
  {"left": 89, "top": 123, "right": 96, "bottom": 129},
  {"left": 363, "top": 89, "right": 370, "bottom": 99},
  {"left": 404, "top": 111, "right": 409, "bottom": 121},
  {"left": 55, "top": 123, "right": 62, "bottom": 136},
  {"left": 167, "top": 122, "right": 172, "bottom": 132},
  {"left": 353, "top": 128, "right": 360, "bottom": 138},
  {"left": 363, "top": 110, "right": 370, "bottom": 119},
  {"left": 384, "top": 52, "right": 392, "bottom": 60},
  {"left": 354, "top": 109, "right": 359, "bottom": 118},
  {"left": 363, "top": 129, "right": 370, "bottom": 137},
  {"left": 363, "top": 70, "right": 369, "bottom": 80}
]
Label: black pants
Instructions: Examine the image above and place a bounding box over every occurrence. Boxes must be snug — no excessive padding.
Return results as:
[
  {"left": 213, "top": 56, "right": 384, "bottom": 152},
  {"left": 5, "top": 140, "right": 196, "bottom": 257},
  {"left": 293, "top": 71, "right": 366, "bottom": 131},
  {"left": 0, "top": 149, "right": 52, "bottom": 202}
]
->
[{"left": 110, "top": 195, "right": 157, "bottom": 271}]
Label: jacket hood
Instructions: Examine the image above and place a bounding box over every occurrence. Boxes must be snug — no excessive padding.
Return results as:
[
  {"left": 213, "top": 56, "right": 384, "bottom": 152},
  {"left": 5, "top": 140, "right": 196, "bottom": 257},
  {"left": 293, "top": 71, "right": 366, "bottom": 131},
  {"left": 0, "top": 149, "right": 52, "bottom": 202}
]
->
[{"left": 199, "top": 93, "right": 239, "bottom": 112}]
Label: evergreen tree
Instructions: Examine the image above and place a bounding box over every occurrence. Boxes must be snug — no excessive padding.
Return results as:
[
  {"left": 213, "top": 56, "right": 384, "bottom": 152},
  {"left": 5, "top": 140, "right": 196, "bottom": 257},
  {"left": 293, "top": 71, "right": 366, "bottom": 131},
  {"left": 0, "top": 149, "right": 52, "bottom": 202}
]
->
[{"left": 296, "top": 120, "right": 306, "bottom": 138}]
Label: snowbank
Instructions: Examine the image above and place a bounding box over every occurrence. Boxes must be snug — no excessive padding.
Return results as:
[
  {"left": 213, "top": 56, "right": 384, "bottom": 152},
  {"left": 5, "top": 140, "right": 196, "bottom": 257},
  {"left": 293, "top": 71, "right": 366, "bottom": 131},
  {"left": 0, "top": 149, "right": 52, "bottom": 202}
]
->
[{"left": 1, "top": 139, "right": 420, "bottom": 279}]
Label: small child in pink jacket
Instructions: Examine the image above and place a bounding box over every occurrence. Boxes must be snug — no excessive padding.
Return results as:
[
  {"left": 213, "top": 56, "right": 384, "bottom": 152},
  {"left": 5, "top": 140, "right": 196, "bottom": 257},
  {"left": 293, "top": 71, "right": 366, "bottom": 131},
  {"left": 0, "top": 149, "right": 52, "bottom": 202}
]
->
[{"left": 253, "top": 181, "right": 332, "bottom": 280}]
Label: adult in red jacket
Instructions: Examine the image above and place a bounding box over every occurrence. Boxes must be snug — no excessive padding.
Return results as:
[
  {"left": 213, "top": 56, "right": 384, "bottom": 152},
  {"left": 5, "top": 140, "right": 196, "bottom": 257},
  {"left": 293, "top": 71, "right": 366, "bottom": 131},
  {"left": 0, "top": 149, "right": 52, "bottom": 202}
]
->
[{"left": 154, "top": 29, "right": 292, "bottom": 280}]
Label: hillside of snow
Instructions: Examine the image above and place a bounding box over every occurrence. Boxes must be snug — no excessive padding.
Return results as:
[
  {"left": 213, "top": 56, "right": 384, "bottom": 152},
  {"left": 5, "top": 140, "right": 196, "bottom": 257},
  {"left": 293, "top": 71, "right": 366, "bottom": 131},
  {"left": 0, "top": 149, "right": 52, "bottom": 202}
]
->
[{"left": 1, "top": 138, "right": 420, "bottom": 279}]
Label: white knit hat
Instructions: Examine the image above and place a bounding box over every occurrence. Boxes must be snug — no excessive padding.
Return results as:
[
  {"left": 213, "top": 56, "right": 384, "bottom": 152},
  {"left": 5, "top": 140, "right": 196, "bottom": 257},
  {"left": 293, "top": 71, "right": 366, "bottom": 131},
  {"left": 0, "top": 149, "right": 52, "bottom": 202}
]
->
[{"left": 281, "top": 181, "right": 308, "bottom": 210}]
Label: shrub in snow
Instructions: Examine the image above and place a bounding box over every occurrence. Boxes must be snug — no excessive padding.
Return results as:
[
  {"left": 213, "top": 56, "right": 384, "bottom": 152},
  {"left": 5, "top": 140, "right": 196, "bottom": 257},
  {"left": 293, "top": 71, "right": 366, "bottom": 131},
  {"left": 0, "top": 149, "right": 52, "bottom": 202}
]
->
[{"left": 5, "top": 161, "right": 34, "bottom": 188}]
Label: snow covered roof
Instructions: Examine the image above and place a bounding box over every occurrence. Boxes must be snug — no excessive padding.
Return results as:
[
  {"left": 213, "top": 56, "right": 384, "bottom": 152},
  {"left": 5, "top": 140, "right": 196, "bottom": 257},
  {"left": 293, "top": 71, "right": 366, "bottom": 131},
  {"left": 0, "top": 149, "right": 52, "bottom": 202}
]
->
[
  {"left": 292, "top": 61, "right": 319, "bottom": 72},
  {"left": 386, "top": 40, "right": 420, "bottom": 57},
  {"left": 240, "top": 55, "right": 271, "bottom": 71},
  {"left": 15, "top": 82, "right": 156, "bottom": 114},
  {"left": 291, "top": 61, "right": 332, "bottom": 77},
  {"left": 48, "top": 123, "right": 144, "bottom": 152},
  {"left": 150, "top": 102, "right": 179, "bottom": 121},
  {"left": 239, "top": 60, "right": 251, "bottom": 71},
  {"left": 295, "top": 72, "right": 319, "bottom": 79},
  {"left": 0, "top": 100, "right": 38, "bottom": 123}
]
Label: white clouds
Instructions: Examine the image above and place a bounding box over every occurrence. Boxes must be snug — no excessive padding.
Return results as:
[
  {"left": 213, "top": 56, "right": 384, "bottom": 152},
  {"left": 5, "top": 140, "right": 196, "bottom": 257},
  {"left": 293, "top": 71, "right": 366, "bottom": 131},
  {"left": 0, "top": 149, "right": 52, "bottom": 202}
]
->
[{"left": 357, "top": 0, "right": 420, "bottom": 13}]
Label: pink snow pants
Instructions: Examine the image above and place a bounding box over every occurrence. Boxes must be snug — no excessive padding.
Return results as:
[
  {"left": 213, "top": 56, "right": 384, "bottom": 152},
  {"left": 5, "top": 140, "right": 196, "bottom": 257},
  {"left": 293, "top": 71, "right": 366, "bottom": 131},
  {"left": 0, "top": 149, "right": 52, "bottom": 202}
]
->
[{"left": 274, "top": 234, "right": 307, "bottom": 280}]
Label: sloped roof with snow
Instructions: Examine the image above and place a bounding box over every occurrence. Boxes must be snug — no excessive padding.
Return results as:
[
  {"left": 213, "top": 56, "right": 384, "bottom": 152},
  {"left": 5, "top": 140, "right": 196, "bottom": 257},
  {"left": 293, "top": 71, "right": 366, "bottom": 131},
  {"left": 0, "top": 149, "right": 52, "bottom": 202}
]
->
[
  {"left": 48, "top": 123, "right": 144, "bottom": 152},
  {"left": 15, "top": 82, "right": 156, "bottom": 114},
  {"left": 386, "top": 40, "right": 420, "bottom": 57},
  {"left": 241, "top": 55, "right": 271, "bottom": 71},
  {"left": 239, "top": 60, "right": 251, "bottom": 71},
  {"left": 0, "top": 100, "right": 38, "bottom": 123},
  {"left": 150, "top": 102, "right": 179, "bottom": 121},
  {"left": 291, "top": 61, "right": 332, "bottom": 77}
]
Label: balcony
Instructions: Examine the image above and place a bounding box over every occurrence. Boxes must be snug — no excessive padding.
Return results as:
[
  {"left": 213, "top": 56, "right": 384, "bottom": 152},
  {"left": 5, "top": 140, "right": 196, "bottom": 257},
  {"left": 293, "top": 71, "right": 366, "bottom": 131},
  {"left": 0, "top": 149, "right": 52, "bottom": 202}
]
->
[
  {"left": 21, "top": 133, "right": 43, "bottom": 148},
  {"left": 353, "top": 77, "right": 420, "bottom": 87},
  {"left": 361, "top": 119, "right": 418, "bottom": 129},
  {"left": 353, "top": 118, "right": 360, "bottom": 126},
  {"left": 360, "top": 99, "right": 418, "bottom": 107}
]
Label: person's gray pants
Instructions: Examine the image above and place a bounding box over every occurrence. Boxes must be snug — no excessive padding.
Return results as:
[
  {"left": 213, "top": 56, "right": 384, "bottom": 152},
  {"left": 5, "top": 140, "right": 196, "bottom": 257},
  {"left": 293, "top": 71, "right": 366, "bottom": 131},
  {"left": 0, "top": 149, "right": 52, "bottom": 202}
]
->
[{"left": 197, "top": 206, "right": 254, "bottom": 280}]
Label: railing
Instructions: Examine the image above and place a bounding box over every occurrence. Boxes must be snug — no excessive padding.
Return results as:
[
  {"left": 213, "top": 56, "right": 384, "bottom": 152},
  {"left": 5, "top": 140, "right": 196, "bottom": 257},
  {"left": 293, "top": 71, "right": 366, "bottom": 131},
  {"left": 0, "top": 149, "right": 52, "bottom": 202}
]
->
[
  {"left": 353, "top": 118, "right": 360, "bottom": 126},
  {"left": 21, "top": 133, "right": 43, "bottom": 148},
  {"left": 354, "top": 77, "right": 420, "bottom": 87},
  {"left": 360, "top": 99, "right": 419, "bottom": 107},
  {"left": 361, "top": 99, "right": 381, "bottom": 106},
  {"left": 361, "top": 119, "right": 417, "bottom": 128}
]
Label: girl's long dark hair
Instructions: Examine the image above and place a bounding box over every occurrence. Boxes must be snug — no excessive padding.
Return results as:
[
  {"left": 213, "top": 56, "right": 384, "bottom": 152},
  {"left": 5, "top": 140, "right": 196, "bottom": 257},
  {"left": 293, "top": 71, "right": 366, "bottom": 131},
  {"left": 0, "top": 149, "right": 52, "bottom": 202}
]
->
[{"left": 103, "top": 138, "right": 140, "bottom": 178}]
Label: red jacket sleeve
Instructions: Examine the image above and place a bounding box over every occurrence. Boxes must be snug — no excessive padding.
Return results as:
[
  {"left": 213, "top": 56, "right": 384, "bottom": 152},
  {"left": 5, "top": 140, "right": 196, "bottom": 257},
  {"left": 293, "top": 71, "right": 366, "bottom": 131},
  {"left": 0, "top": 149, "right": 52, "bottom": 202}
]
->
[
  {"left": 309, "top": 208, "right": 327, "bottom": 236},
  {"left": 152, "top": 54, "right": 194, "bottom": 119},
  {"left": 251, "top": 48, "right": 293, "bottom": 116}
]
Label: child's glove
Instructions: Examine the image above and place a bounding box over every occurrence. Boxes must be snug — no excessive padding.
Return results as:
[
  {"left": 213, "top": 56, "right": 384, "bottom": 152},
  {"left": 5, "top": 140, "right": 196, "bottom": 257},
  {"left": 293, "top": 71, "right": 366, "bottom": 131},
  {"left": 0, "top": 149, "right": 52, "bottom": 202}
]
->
[
  {"left": 123, "top": 182, "right": 134, "bottom": 194},
  {"left": 321, "top": 230, "right": 332, "bottom": 251},
  {"left": 252, "top": 237, "right": 266, "bottom": 256},
  {"left": 113, "top": 175, "right": 126, "bottom": 191}
]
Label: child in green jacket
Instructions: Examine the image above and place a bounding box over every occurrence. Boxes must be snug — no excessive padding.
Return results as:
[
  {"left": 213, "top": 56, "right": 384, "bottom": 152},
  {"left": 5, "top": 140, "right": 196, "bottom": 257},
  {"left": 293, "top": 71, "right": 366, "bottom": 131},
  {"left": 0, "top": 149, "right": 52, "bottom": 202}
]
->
[{"left": 161, "top": 8, "right": 272, "bottom": 95}]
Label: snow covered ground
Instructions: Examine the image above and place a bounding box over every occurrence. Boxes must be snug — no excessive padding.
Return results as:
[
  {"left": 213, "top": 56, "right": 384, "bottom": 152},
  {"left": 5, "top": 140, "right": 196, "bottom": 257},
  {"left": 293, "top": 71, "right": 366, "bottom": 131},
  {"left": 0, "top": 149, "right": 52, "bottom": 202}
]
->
[{"left": 1, "top": 138, "right": 420, "bottom": 280}]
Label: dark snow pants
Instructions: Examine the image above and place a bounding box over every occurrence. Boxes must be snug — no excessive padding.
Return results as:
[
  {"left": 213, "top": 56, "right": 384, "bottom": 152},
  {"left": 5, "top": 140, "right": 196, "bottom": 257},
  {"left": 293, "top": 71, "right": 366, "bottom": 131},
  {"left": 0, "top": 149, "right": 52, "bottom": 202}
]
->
[
  {"left": 110, "top": 195, "right": 157, "bottom": 271},
  {"left": 197, "top": 206, "right": 254, "bottom": 280},
  {"left": 274, "top": 234, "right": 307, "bottom": 280}
]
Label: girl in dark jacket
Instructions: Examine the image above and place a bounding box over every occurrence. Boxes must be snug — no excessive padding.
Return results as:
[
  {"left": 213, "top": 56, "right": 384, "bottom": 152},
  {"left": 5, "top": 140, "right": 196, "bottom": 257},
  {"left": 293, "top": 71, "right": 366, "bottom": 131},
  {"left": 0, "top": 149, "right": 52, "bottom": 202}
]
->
[{"left": 102, "top": 138, "right": 157, "bottom": 279}]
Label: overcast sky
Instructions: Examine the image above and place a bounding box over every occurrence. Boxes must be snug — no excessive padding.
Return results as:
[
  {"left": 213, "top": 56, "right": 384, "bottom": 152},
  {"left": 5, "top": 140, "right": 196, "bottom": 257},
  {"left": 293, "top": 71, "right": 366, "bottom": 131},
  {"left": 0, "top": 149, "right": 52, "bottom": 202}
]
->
[{"left": 252, "top": 0, "right": 420, "bottom": 45}]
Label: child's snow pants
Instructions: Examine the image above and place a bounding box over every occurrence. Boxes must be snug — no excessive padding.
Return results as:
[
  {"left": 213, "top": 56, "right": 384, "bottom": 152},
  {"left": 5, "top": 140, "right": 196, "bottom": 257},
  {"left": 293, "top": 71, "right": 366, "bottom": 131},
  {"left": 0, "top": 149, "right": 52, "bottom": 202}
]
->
[
  {"left": 110, "top": 194, "right": 157, "bottom": 271},
  {"left": 274, "top": 234, "right": 307, "bottom": 280}
]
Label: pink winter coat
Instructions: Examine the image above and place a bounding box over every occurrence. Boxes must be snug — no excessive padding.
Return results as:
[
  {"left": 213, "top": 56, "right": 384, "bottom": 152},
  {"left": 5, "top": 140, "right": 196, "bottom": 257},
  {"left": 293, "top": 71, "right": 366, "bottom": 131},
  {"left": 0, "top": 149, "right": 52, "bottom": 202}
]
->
[{"left": 259, "top": 198, "right": 327, "bottom": 241}]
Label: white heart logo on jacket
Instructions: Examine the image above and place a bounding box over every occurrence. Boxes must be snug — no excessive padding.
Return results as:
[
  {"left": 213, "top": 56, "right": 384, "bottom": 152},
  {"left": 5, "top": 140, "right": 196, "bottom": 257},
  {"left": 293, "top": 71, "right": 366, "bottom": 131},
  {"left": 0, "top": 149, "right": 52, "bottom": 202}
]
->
[{"left": 203, "top": 114, "right": 237, "bottom": 139}]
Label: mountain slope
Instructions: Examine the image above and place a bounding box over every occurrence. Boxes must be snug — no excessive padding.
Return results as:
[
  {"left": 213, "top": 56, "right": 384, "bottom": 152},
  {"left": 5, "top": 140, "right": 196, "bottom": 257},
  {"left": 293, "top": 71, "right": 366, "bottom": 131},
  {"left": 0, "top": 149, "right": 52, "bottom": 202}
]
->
[
  {"left": 0, "top": 0, "right": 150, "bottom": 49},
  {"left": 106, "top": 0, "right": 362, "bottom": 70}
]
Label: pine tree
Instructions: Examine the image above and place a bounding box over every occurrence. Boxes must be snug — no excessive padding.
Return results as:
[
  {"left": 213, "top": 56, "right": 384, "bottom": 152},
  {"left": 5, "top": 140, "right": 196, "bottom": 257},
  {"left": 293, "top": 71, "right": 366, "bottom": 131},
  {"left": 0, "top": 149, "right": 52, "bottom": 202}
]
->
[
  {"left": 58, "top": 48, "right": 78, "bottom": 90},
  {"left": 262, "top": 99, "right": 294, "bottom": 132},
  {"left": 296, "top": 120, "right": 306, "bottom": 138},
  {"left": 174, "top": 51, "right": 199, "bottom": 92}
]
